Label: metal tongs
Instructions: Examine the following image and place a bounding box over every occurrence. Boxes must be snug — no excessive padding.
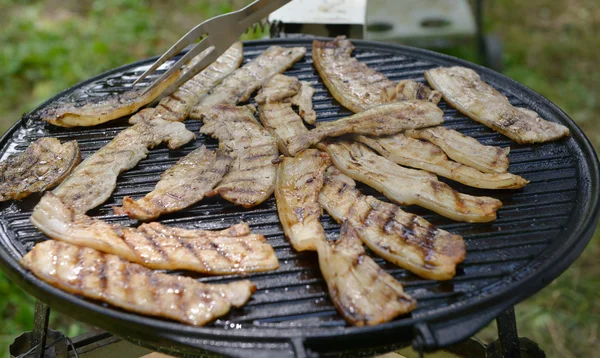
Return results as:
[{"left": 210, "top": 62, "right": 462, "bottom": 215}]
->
[{"left": 134, "top": 0, "right": 292, "bottom": 96}]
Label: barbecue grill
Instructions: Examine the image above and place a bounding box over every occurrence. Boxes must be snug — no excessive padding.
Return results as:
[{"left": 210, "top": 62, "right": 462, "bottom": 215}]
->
[{"left": 1, "top": 38, "right": 598, "bottom": 357}]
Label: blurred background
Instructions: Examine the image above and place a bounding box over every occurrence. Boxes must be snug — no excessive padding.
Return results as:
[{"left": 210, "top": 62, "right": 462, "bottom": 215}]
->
[{"left": 0, "top": 0, "right": 598, "bottom": 357}]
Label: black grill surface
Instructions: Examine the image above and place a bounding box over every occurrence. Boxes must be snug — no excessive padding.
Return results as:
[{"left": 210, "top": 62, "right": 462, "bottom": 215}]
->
[{"left": 0, "top": 38, "right": 598, "bottom": 357}]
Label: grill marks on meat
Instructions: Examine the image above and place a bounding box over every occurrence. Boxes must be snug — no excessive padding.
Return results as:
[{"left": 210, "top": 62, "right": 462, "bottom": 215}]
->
[
  {"left": 405, "top": 127, "right": 510, "bottom": 174},
  {"left": 0, "top": 138, "right": 80, "bottom": 201},
  {"left": 53, "top": 118, "right": 195, "bottom": 213},
  {"left": 381, "top": 80, "right": 442, "bottom": 105},
  {"left": 256, "top": 75, "right": 312, "bottom": 156},
  {"left": 319, "top": 167, "right": 466, "bottom": 280},
  {"left": 39, "top": 69, "right": 180, "bottom": 128},
  {"left": 327, "top": 141, "right": 502, "bottom": 222},
  {"left": 356, "top": 134, "right": 528, "bottom": 189},
  {"left": 312, "top": 36, "right": 440, "bottom": 113},
  {"left": 317, "top": 222, "right": 416, "bottom": 325},
  {"left": 275, "top": 149, "right": 331, "bottom": 252},
  {"left": 189, "top": 46, "right": 306, "bottom": 117},
  {"left": 255, "top": 74, "right": 301, "bottom": 104},
  {"left": 199, "top": 105, "right": 278, "bottom": 208},
  {"left": 31, "top": 193, "right": 279, "bottom": 274},
  {"left": 129, "top": 43, "right": 244, "bottom": 124},
  {"left": 113, "top": 145, "right": 232, "bottom": 221},
  {"left": 21, "top": 240, "right": 256, "bottom": 326},
  {"left": 285, "top": 101, "right": 444, "bottom": 156},
  {"left": 425, "top": 67, "right": 570, "bottom": 143}
]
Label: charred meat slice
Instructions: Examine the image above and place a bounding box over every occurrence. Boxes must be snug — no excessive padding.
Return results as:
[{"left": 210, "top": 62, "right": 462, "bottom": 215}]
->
[
  {"left": 130, "top": 42, "right": 244, "bottom": 124},
  {"left": 189, "top": 46, "right": 306, "bottom": 117},
  {"left": 316, "top": 222, "right": 416, "bottom": 326},
  {"left": 200, "top": 105, "right": 278, "bottom": 208},
  {"left": 425, "top": 67, "right": 569, "bottom": 143},
  {"left": 285, "top": 100, "right": 444, "bottom": 156},
  {"left": 31, "top": 193, "right": 279, "bottom": 274},
  {"left": 114, "top": 145, "right": 232, "bottom": 221},
  {"left": 405, "top": 127, "right": 510, "bottom": 174},
  {"left": 21, "top": 240, "right": 256, "bottom": 326},
  {"left": 275, "top": 149, "right": 331, "bottom": 252},
  {"left": 39, "top": 68, "right": 180, "bottom": 128},
  {"left": 356, "top": 133, "right": 528, "bottom": 189},
  {"left": 312, "top": 36, "right": 440, "bottom": 113},
  {"left": 327, "top": 141, "right": 502, "bottom": 222},
  {"left": 256, "top": 75, "right": 309, "bottom": 156},
  {"left": 0, "top": 138, "right": 80, "bottom": 201},
  {"left": 381, "top": 80, "right": 442, "bottom": 104},
  {"left": 319, "top": 167, "right": 466, "bottom": 280},
  {"left": 291, "top": 81, "right": 317, "bottom": 124},
  {"left": 53, "top": 118, "right": 195, "bottom": 213}
]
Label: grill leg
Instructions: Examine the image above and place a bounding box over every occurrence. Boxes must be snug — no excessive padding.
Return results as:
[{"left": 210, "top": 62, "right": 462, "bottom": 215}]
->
[
  {"left": 491, "top": 307, "right": 521, "bottom": 358},
  {"left": 33, "top": 301, "right": 51, "bottom": 358}
]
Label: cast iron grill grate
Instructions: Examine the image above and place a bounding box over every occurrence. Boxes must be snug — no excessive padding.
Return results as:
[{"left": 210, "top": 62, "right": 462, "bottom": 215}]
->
[{"left": 0, "top": 39, "right": 597, "bottom": 357}]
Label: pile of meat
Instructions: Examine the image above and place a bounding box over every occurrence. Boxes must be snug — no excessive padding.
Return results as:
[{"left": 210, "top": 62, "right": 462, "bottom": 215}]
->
[{"left": 1, "top": 36, "right": 569, "bottom": 327}]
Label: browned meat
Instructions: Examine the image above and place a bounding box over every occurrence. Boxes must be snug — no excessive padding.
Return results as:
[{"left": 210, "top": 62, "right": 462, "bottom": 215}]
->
[
  {"left": 189, "top": 46, "right": 306, "bottom": 117},
  {"left": 312, "top": 36, "right": 440, "bottom": 113},
  {"left": 319, "top": 167, "right": 466, "bottom": 280},
  {"left": 274, "top": 149, "right": 331, "bottom": 252},
  {"left": 327, "top": 141, "right": 502, "bottom": 222},
  {"left": 114, "top": 145, "right": 232, "bottom": 221},
  {"left": 254, "top": 73, "right": 301, "bottom": 104},
  {"left": 39, "top": 69, "right": 180, "bottom": 127},
  {"left": 291, "top": 81, "right": 317, "bottom": 124},
  {"left": 425, "top": 66, "right": 570, "bottom": 143},
  {"left": 0, "top": 138, "right": 80, "bottom": 201},
  {"left": 316, "top": 222, "right": 416, "bottom": 325},
  {"left": 381, "top": 80, "right": 442, "bottom": 104},
  {"left": 199, "top": 105, "right": 278, "bottom": 208},
  {"left": 52, "top": 118, "right": 195, "bottom": 213},
  {"left": 21, "top": 240, "right": 256, "bottom": 326},
  {"left": 405, "top": 127, "right": 510, "bottom": 173},
  {"left": 256, "top": 75, "right": 309, "bottom": 156},
  {"left": 129, "top": 42, "right": 244, "bottom": 124},
  {"left": 31, "top": 193, "right": 279, "bottom": 274},
  {"left": 285, "top": 100, "right": 444, "bottom": 156},
  {"left": 355, "top": 133, "right": 528, "bottom": 189}
]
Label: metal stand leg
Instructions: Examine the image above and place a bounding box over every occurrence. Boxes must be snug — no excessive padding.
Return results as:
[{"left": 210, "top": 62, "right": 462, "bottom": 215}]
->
[
  {"left": 33, "top": 302, "right": 51, "bottom": 358},
  {"left": 495, "top": 307, "right": 521, "bottom": 358}
]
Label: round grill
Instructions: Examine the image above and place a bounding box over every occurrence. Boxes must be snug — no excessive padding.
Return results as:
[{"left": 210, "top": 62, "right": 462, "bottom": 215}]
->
[{"left": 0, "top": 38, "right": 598, "bottom": 357}]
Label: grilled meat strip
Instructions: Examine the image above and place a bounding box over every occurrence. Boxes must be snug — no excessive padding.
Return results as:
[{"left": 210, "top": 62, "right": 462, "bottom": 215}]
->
[
  {"left": 114, "top": 145, "right": 232, "bottom": 221},
  {"left": 256, "top": 75, "right": 309, "bottom": 156},
  {"left": 319, "top": 167, "right": 466, "bottom": 280},
  {"left": 129, "top": 42, "right": 244, "bottom": 124},
  {"left": 200, "top": 105, "right": 278, "bottom": 207},
  {"left": 381, "top": 80, "right": 442, "bottom": 105},
  {"left": 31, "top": 193, "right": 279, "bottom": 274},
  {"left": 21, "top": 240, "right": 256, "bottom": 326},
  {"left": 285, "top": 100, "right": 444, "bottom": 156},
  {"left": 356, "top": 134, "right": 528, "bottom": 189},
  {"left": 291, "top": 81, "right": 317, "bottom": 124},
  {"left": 39, "top": 69, "right": 180, "bottom": 128},
  {"left": 53, "top": 118, "right": 194, "bottom": 213},
  {"left": 0, "top": 138, "right": 80, "bottom": 201},
  {"left": 189, "top": 46, "right": 306, "bottom": 117},
  {"left": 316, "top": 222, "right": 416, "bottom": 325},
  {"left": 425, "top": 67, "right": 570, "bottom": 143},
  {"left": 275, "top": 149, "right": 331, "bottom": 252},
  {"left": 405, "top": 127, "right": 510, "bottom": 173},
  {"left": 312, "top": 36, "right": 440, "bottom": 113},
  {"left": 255, "top": 73, "right": 301, "bottom": 103},
  {"left": 327, "top": 141, "right": 502, "bottom": 222}
]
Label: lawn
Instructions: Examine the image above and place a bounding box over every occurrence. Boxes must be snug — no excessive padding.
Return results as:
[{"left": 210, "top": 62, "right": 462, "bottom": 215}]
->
[{"left": 0, "top": 0, "right": 598, "bottom": 357}]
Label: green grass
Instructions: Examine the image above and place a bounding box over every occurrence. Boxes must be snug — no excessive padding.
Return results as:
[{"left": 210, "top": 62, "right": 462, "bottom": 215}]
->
[{"left": 0, "top": 0, "right": 598, "bottom": 357}]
